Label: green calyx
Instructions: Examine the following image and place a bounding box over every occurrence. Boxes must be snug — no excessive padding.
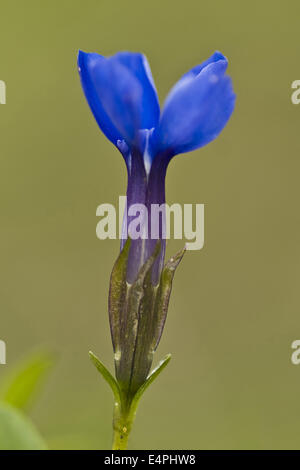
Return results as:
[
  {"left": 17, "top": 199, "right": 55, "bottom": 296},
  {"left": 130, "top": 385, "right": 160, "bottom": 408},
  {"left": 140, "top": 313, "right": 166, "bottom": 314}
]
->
[{"left": 91, "top": 239, "right": 185, "bottom": 449}]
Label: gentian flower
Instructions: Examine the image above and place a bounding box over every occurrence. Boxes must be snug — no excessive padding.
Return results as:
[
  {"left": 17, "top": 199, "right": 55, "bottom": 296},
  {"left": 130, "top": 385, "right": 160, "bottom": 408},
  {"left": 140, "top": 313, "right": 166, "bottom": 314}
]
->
[
  {"left": 78, "top": 50, "right": 235, "bottom": 283},
  {"left": 78, "top": 50, "right": 235, "bottom": 449}
]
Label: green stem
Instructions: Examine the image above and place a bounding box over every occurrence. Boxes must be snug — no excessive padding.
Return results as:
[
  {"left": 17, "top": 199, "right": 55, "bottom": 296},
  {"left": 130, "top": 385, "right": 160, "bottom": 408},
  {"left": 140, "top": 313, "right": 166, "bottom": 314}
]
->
[
  {"left": 112, "top": 423, "right": 130, "bottom": 450},
  {"left": 112, "top": 401, "right": 135, "bottom": 450}
]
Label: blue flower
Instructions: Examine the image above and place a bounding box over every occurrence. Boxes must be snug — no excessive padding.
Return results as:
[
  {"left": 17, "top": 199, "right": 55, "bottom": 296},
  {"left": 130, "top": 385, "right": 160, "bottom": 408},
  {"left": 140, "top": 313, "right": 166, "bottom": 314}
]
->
[{"left": 78, "top": 50, "right": 235, "bottom": 283}]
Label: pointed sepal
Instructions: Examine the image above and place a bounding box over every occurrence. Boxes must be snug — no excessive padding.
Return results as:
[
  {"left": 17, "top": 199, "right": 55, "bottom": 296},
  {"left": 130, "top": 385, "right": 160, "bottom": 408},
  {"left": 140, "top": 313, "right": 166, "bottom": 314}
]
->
[
  {"left": 108, "top": 238, "right": 131, "bottom": 355},
  {"left": 152, "top": 246, "right": 186, "bottom": 350}
]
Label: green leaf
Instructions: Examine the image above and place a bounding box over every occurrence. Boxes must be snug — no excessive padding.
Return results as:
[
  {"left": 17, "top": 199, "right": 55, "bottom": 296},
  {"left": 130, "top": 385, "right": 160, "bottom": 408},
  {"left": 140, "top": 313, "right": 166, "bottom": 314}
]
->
[
  {"left": 89, "top": 351, "right": 121, "bottom": 404},
  {"left": 129, "top": 354, "right": 171, "bottom": 419},
  {"left": 0, "top": 402, "right": 46, "bottom": 450},
  {"left": 0, "top": 351, "right": 54, "bottom": 411}
]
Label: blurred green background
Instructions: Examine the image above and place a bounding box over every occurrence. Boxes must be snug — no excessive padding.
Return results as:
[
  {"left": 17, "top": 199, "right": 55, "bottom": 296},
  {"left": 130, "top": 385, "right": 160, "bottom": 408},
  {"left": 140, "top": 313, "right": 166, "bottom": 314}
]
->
[{"left": 1, "top": 0, "right": 300, "bottom": 449}]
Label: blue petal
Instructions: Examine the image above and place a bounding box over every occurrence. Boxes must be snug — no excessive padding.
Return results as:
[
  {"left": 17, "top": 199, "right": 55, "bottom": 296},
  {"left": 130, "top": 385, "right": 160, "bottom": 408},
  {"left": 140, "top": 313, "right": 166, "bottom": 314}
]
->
[
  {"left": 180, "top": 51, "right": 227, "bottom": 80},
  {"left": 113, "top": 52, "right": 160, "bottom": 132},
  {"left": 78, "top": 50, "right": 160, "bottom": 149},
  {"left": 78, "top": 51, "right": 123, "bottom": 145},
  {"left": 154, "top": 52, "right": 236, "bottom": 156}
]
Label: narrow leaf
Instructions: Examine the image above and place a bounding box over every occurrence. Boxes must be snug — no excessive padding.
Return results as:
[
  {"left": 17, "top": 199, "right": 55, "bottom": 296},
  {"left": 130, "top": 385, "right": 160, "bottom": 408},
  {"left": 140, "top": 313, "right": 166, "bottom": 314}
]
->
[
  {"left": 89, "top": 351, "right": 121, "bottom": 403},
  {"left": 129, "top": 354, "right": 171, "bottom": 418}
]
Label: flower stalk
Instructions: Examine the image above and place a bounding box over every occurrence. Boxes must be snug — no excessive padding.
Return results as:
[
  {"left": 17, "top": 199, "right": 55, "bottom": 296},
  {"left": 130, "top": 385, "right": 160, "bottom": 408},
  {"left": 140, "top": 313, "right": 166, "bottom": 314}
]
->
[{"left": 112, "top": 400, "right": 131, "bottom": 450}]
